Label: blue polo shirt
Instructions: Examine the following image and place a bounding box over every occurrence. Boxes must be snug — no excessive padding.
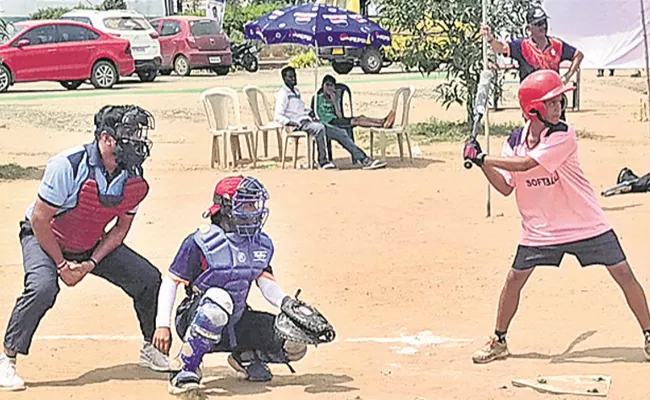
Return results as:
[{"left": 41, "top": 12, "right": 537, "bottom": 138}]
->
[{"left": 25, "top": 142, "right": 138, "bottom": 219}]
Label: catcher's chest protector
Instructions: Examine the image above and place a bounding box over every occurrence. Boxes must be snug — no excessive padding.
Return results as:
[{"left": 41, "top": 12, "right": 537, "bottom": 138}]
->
[
  {"left": 51, "top": 154, "right": 149, "bottom": 254},
  {"left": 192, "top": 225, "right": 274, "bottom": 327}
]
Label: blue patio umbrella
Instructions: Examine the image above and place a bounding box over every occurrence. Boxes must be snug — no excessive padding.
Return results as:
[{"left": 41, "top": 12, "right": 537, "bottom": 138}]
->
[{"left": 244, "top": 2, "right": 391, "bottom": 89}]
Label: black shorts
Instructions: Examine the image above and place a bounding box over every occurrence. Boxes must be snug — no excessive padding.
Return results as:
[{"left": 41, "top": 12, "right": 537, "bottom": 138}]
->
[
  {"left": 512, "top": 229, "right": 626, "bottom": 270},
  {"left": 175, "top": 294, "right": 282, "bottom": 354}
]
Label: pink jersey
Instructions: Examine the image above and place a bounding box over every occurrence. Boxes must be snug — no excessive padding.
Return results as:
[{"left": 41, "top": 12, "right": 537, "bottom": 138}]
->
[{"left": 498, "top": 122, "right": 610, "bottom": 246}]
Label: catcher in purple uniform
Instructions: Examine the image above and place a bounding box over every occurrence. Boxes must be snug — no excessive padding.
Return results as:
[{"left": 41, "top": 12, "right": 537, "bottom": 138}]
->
[{"left": 152, "top": 175, "right": 335, "bottom": 395}]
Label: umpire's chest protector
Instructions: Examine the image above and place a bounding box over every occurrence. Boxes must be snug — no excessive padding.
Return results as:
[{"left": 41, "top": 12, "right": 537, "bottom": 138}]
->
[{"left": 192, "top": 225, "right": 274, "bottom": 325}]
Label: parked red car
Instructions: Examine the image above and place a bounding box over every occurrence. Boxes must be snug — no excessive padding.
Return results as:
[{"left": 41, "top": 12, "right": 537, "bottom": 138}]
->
[
  {"left": 0, "top": 20, "right": 135, "bottom": 92},
  {"left": 150, "top": 16, "right": 232, "bottom": 76}
]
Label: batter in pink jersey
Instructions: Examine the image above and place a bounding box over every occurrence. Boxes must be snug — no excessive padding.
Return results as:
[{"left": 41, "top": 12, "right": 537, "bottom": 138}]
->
[{"left": 463, "top": 69, "right": 650, "bottom": 364}]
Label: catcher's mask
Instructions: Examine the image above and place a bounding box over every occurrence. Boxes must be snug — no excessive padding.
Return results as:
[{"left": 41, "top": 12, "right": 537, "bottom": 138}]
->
[
  {"left": 518, "top": 69, "right": 574, "bottom": 126},
  {"left": 204, "top": 176, "right": 269, "bottom": 237},
  {"left": 94, "top": 105, "right": 154, "bottom": 175}
]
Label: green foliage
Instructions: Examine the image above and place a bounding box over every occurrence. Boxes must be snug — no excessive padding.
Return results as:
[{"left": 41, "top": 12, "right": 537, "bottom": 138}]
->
[
  {"left": 0, "top": 164, "right": 44, "bottom": 181},
  {"left": 180, "top": 1, "right": 286, "bottom": 43},
  {"left": 287, "top": 49, "right": 322, "bottom": 69},
  {"left": 376, "top": 0, "right": 540, "bottom": 124},
  {"left": 407, "top": 118, "right": 516, "bottom": 143},
  {"left": 29, "top": 0, "right": 128, "bottom": 20},
  {"left": 97, "top": 0, "right": 127, "bottom": 11},
  {"left": 224, "top": 2, "right": 286, "bottom": 42}
]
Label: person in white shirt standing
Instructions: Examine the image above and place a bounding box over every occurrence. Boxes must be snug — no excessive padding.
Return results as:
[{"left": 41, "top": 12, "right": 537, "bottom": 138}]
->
[{"left": 274, "top": 66, "right": 386, "bottom": 170}]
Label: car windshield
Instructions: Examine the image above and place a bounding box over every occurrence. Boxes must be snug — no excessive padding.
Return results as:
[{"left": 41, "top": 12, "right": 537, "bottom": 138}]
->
[
  {"left": 189, "top": 20, "right": 221, "bottom": 37},
  {"left": 103, "top": 16, "right": 151, "bottom": 31},
  {"left": 0, "top": 23, "right": 25, "bottom": 44}
]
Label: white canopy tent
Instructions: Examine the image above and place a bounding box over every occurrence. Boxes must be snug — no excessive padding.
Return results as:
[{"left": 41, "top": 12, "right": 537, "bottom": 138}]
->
[
  {"left": 545, "top": 0, "right": 650, "bottom": 70},
  {"left": 545, "top": 0, "right": 650, "bottom": 132}
]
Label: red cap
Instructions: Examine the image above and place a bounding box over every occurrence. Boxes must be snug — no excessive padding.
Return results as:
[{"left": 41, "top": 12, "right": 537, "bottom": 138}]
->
[{"left": 207, "top": 176, "right": 243, "bottom": 216}]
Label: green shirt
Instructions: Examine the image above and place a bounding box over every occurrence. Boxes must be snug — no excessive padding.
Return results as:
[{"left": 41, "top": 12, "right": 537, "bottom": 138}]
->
[{"left": 315, "top": 93, "right": 339, "bottom": 124}]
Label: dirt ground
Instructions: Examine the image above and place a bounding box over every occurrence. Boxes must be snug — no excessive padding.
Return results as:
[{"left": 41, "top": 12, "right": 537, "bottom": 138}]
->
[{"left": 1, "top": 66, "right": 650, "bottom": 400}]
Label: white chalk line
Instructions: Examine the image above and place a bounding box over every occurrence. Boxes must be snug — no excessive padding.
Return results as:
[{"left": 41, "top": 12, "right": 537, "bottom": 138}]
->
[
  {"left": 37, "top": 334, "right": 142, "bottom": 341},
  {"left": 37, "top": 331, "right": 473, "bottom": 348}
]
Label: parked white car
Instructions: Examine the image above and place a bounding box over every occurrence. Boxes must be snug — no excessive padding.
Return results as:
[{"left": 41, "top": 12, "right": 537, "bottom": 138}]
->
[{"left": 60, "top": 9, "right": 161, "bottom": 82}]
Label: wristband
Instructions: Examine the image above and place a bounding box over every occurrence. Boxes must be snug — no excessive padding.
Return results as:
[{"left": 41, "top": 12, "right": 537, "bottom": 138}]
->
[
  {"left": 56, "top": 260, "right": 67, "bottom": 270},
  {"left": 89, "top": 258, "right": 98, "bottom": 269}
]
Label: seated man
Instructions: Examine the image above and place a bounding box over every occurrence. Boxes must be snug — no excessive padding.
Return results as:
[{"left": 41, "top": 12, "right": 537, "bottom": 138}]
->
[
  {"left": 274, "top": 66, "right": 386, "bottom": 170},
  {"left": 315, "top": 74, "right": 395, "bottom": 130}
]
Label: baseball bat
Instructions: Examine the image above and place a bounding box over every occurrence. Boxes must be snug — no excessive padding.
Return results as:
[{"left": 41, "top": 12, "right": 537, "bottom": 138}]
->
[
  {"left": 464, "top": 70, "right": 494, "bottom": 169},
  {"left": 601, "top": 179, "right": 638, "bottom": 197}
]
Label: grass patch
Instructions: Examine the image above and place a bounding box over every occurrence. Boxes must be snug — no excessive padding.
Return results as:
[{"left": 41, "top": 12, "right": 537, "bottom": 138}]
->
[
  {"left": 407, "top": 119, "right": 519, "bottom": 143},
  {"left": 0, "top": 163, "right": 44, "bottom": 181}
]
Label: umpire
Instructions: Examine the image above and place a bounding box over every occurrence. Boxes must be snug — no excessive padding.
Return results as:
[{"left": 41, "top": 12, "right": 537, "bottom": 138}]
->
[
  {"left": 481, "top": 7, "right": 584, "bottom": 119},
  {"left": 0, "top": 105, "right": 169, "bottom": 391}
]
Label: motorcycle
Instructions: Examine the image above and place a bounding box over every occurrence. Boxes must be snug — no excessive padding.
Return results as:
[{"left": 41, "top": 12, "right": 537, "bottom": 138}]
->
[{"left": 230, "top": 42, "right": 259, "bottom": 73}]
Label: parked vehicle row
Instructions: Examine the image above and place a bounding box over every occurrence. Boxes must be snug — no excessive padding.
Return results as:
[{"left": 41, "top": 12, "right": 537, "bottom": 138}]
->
[{"left": 0, "top": 9, "right": 260, "bottom": 93}]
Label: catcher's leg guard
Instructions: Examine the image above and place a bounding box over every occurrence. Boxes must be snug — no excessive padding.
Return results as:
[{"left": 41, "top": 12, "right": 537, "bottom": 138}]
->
[{"left": 176, "top": 288, "right": 233, "bottom": 373}]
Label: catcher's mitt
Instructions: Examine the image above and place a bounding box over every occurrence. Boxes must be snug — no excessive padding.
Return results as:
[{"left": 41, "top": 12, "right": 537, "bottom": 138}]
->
[{"left": 275, "top": 289, "right": 335, "bottom": 346}]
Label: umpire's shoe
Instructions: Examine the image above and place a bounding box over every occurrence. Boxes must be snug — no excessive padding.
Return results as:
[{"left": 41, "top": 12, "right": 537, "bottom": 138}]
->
[
  {"left": 228, "top": 352, "right": 273, "bottom": 382},
  {"left": 0, "top": 353, "right": 25, "bottom": 391},
  {"left": 139, "top": 341, "right": 171, "bottom": 372}
]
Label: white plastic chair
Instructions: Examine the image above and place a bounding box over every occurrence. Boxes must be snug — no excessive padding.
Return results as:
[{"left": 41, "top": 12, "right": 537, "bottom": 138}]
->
[
  {"left": 369, "top": 86, "right": 416, "bottom": 162},
  {"left": 200, "top": 87, "right": 256, "bottom": 169},
  {"left": 242, "top": 85, "right": 284, "bottom": 159}
]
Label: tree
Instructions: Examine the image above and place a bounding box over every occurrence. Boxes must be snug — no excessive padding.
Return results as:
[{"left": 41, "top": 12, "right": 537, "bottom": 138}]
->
[
  {"left": 97, "top": 0, "right": 127, "bottom": 11},
  {"left": 376, "top": 0, "right": 540, "bottom": 124}
]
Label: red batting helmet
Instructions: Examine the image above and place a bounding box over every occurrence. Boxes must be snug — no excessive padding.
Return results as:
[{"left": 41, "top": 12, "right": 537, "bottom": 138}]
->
[{"left": 518, "top": 70, "right": 575, "bottom": 121}]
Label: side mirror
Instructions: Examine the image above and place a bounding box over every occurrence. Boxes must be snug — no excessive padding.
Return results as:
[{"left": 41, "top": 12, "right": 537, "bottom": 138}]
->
[{"left": 16, "top": 39, "right": 30, "bottom": 47}]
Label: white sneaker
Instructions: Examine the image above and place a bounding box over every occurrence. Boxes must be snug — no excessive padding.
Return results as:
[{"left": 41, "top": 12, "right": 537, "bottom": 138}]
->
[
  {"left": 0, "top": 354, "right": 25, "bottom": 392},
  {"left": 139, "top": 342, "right": 170, "bottom": 372}
]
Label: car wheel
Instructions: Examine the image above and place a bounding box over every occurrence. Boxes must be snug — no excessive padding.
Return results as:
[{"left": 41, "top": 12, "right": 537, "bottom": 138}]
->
[
  {"left": 0, "top": 65, "right": 11, "bottom": 93},
  {"left": 332, "top": 61, "right": 354, "bottom": 75},
  {"left": 213, "top": 66, "right": 230, "bottom": 76},
  {"left": 137, "top": 70, "right": 157, "bottom": 82},
  {"left": 360, "top": 48, "right": 382, "bottom": 74},
  {"left": 174, "top": 55, "right": 191, "bottom": 76},
  {"left": 91, "top": 60, "right": 118, "bottom": 89},
  {"left": 60, "top": 80, "right": 83, "bottom": 90},
  {"left": 159, "top": 69, "right": 172, "bottom": 76}
]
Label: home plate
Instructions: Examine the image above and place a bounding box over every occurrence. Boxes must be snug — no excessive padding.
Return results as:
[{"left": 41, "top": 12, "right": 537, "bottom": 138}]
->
[{"left": 512, "top": 375, "right": 611, "bottom": 397}]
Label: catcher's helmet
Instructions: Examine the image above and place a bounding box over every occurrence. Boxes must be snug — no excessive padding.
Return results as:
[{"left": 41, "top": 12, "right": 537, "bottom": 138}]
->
[
  {"left": 518, "top": 70, "right": 574, "bottom": 121},
  {"left": 205, "top": 176, "right": 269, "bottom": 237}
]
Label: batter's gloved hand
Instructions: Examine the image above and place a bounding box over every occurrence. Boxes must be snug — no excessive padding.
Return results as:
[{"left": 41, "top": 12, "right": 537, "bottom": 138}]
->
[{"left": 463, "top": 139, "right": 486, "bottom": 167}]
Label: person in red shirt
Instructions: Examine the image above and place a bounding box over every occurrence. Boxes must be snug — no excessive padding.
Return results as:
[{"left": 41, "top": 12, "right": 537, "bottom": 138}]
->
[{"left": 481, "top": 7, "right": 584, "bottom": 120}]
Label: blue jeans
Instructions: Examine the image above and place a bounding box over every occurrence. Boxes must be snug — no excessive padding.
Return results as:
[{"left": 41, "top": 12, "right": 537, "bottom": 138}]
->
[{"left": 298, "top": 120, "right": 366, "bottom": 166}]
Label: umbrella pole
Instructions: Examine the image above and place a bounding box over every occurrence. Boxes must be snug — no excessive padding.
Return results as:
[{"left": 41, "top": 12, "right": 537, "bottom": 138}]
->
[
  {"left": 482, "top": 0, "right": 491, "bottom": 217},
  {"left": 314, "top": 42, "right": 319, "bottom": 93},
  {"left": 640, "top": 0, "right": 650, "bottom": 137}
]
